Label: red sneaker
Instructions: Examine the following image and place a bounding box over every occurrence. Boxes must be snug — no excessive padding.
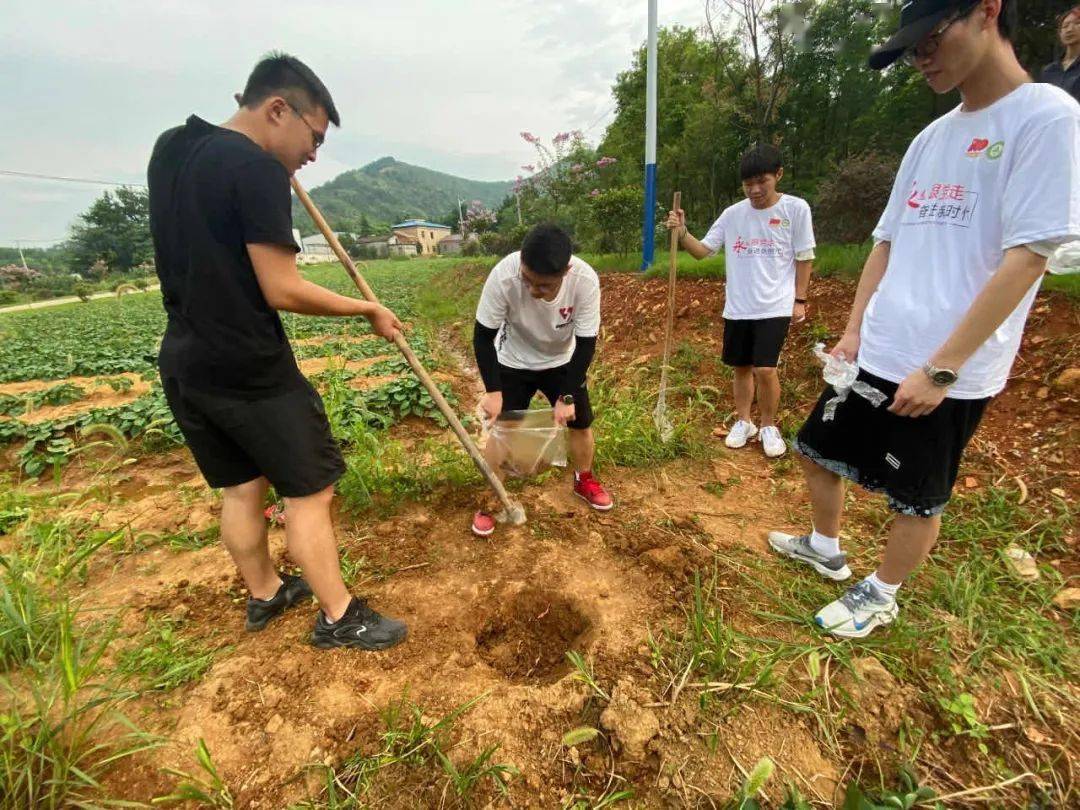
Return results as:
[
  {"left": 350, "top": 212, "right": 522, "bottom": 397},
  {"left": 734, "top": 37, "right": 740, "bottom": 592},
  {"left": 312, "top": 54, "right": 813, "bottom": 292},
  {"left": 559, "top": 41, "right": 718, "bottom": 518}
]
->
[
  {"left": 573, "top": 472, "right": 614, "bottom": 511},
  {"left": 471, "top": 510, "right": 496, "bottom": 537}
]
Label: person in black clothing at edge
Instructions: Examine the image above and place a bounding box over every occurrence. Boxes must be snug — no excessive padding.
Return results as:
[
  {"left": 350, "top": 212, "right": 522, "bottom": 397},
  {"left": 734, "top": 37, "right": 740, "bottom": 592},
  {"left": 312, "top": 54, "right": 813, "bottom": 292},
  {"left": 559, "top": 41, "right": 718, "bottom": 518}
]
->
[
  {"left": 1041, "top": 5, "right": 1080, "bottom": 102},
  {"left": 147, "top": 52, "right": 407, "bottom": 651}
]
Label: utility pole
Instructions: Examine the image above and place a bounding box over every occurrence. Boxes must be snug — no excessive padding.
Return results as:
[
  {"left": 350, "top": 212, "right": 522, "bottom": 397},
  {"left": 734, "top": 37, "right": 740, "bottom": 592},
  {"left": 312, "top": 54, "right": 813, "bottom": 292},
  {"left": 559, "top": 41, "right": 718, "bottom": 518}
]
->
[
  {"left": 16, "top": 240, "right": 29, "bottom": 272},
  {"left": 457, "top": 198, "right": 466, "bottom": 235},
  {"left": 640, "top": 0, "right": 658, "bottom": 271}
]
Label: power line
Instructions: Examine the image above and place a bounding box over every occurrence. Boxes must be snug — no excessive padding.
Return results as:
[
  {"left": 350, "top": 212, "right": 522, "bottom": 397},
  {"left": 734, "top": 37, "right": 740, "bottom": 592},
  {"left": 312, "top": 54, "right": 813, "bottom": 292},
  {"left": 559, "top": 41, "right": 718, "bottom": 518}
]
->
[
  {"left": 583, "top": 104, "right": 616, "bottom": 133},
  {"left": 0, "top": 237, "right": 67, "bottom": 244},
  {"left": 0, "top": 169, "right": 147, "bottom": 189}
]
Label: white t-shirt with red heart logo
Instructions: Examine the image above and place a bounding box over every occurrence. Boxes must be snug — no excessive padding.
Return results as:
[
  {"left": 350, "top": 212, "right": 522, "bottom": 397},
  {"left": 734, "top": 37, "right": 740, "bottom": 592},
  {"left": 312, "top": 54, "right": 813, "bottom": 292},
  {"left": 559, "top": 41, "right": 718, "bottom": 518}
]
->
[
  {"left": 476, "top": 251, "right": 601, "bottom": 370},
  {"left": 700, "top": 194, "right": 816, "bottom": 320}
]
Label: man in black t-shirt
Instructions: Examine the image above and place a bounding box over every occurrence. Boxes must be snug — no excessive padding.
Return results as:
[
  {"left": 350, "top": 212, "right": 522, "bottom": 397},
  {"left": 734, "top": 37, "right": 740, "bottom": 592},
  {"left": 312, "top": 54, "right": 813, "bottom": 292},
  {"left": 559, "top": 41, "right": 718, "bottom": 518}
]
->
[{"left": 148, "top": 52, "right": 406, "bottom": 651}]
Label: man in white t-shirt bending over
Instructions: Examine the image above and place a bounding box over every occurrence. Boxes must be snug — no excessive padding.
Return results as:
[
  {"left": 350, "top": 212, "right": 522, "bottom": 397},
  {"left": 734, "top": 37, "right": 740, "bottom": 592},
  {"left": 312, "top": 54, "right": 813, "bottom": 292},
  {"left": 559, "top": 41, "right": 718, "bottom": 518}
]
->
[
  {"left": 471, "top": 224, "right": 613, "bottom": 537},
  {"left": 769, "top": 0, "right": 1080, "bottom": 638},
  {"left": 666, "top": 144, "right": 816, "bottom": 459}
]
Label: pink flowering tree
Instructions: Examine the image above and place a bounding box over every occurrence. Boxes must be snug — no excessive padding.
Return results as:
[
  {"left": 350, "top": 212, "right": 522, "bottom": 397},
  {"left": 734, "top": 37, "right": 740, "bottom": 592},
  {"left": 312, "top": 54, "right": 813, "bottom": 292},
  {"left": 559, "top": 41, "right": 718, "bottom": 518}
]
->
[
  {"left": 462, "top": 200, "right": 498, "bottom": 235},
  {"left": 514, "top": 130, "right": 619, "bottom": 225}
]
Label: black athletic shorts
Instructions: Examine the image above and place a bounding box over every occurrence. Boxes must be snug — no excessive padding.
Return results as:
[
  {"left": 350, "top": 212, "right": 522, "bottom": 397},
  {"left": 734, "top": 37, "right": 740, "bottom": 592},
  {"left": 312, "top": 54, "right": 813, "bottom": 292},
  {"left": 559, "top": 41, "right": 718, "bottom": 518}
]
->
[
  {"left": 162, "top": 375, "right": 346, "bottom": 497},
  {"left": 793, "top": 368, "right": 989, "bottom": 517},
  {"left": 722, "top": 317, "right": 791, "bottom": 368},
  {"left": 497, "top": 362, "right": 593, "bottom": 429}
]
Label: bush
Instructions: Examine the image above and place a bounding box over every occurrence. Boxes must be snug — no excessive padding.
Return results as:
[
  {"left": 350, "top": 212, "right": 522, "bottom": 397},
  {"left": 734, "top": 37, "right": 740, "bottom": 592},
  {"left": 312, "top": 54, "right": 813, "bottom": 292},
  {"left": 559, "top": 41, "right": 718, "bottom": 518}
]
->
[
  {"left": 581, "top": 186, "right": 642, "bottom": 254},
  {"left": 460, "top": 238, "right": 485, "bottom": 257},
  {"left": 479, "top": 225, "right": 529, "bottom": 258},
  {"left": 812, "top": 152, "right": 898, "bottom": 244}
]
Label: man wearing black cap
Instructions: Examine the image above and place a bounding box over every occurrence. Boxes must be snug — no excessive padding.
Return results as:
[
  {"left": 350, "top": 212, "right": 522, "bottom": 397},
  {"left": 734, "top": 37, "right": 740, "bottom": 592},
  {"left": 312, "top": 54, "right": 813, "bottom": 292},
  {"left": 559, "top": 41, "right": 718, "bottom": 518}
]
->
[{"left": 768, "top": 0, "right": 1080, "bottom": 637}]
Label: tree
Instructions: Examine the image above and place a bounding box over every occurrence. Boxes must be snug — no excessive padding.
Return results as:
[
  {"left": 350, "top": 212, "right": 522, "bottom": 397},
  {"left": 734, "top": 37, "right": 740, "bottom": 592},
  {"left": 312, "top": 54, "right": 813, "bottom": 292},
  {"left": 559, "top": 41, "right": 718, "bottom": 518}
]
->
[
  {"left": 581, "top": 187, "right": 646, "bottom": 255},
  {"left": 67, "top": 187, "right": 152, "bottom": 276},
  {"left": 812, "top": 151, "right": 898, "bottom": 243}
]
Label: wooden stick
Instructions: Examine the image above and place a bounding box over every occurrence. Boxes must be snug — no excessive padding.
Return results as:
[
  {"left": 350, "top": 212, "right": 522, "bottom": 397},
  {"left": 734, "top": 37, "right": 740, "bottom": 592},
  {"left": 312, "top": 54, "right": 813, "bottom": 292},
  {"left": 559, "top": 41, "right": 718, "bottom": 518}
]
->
[
  {"left": 654, "top": 191, "right": 681, "bottom": 438},
  {"left": 290, "top": 177, "right": 525, "bottom": 524}
]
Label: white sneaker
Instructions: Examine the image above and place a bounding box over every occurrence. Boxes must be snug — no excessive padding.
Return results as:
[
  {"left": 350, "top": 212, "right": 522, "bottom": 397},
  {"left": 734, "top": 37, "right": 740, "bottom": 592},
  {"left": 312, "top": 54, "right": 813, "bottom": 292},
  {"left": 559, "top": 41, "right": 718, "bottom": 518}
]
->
[
  {"left": 815, "top": 580, "right": 899, "bottom": 638},
  {"left": 760, "top": 426, "right": 786, "bottom": 458},
  {"left": 767, "top": 531, "right": 851, "bottom": 581},
  {"left": 725, "top": 420, "right": 758, "bottom": 449}
]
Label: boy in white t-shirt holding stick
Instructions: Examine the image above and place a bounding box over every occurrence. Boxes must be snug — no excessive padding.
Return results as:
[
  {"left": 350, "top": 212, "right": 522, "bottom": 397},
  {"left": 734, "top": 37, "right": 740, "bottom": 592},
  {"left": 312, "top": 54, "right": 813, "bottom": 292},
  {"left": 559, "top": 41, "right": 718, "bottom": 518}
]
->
[
  {"left": 470, "top": 224, "right": 613, "bottom": 537},
  {"left": 666, "top": 144, "right": 816, "bottom": 459},
  {"left": 768, "top": 0, "right": 1080, "bottom": 638}
]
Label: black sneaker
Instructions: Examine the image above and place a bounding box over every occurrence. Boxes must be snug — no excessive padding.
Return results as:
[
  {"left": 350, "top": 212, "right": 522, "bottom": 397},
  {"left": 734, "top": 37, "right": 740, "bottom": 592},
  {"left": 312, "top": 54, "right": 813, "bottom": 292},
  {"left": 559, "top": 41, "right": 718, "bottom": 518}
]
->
[
  {"left": 245, "top": 573, "right": 314, "bottom": 632},
  {"left": 311, "top": 597, "right": 408, "bottom": 651}
]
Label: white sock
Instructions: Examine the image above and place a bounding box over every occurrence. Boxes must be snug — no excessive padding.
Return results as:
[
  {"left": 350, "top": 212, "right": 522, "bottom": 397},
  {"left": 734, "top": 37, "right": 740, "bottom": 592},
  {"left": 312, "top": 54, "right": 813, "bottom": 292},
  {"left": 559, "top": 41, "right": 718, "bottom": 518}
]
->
[
  {"left": 866, "top": 572, "right": 900, "bottom": 600},
  {"left": 809, "top": 529, "right": 840, "bottom": 557}
]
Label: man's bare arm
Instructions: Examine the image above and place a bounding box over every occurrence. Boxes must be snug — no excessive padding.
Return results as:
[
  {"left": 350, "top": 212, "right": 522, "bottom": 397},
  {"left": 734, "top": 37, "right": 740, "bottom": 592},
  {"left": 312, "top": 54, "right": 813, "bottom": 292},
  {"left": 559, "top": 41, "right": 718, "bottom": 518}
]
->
[
  {"left": 248, "top": 243, "right": 402, "bottom": 338},
  {"left": 930, "top": 246, "right": 1047, "bottom": 371}
]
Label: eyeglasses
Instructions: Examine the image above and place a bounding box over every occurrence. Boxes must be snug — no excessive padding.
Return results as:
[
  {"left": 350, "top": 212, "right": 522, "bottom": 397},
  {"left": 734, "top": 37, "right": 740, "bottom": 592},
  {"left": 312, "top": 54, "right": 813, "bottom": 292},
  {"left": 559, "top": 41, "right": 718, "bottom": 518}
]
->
[
  {"left": 287, "top": 103, "right": 325, "bottom": 150},
  {"left": 901, "top": 10, "right": 967, "bottom": 66}
]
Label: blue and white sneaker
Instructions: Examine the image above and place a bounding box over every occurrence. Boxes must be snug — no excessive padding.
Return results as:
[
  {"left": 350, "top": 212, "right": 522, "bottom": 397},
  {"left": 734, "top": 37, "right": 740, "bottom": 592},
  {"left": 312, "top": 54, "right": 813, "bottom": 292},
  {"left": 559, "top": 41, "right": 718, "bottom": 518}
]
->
[
  {"left": 767, "top": 531, "right": 851, "bottom": 581},
  {"left": 815, "top": 580, "right": 898, "bottom": 638}
]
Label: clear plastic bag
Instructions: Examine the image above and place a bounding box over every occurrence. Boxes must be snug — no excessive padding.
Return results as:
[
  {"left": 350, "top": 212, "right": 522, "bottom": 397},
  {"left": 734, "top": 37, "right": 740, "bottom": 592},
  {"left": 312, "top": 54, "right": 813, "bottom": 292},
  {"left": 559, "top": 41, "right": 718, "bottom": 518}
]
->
[
  {"left": 812, "top": 342, "right": 887, "bottom": 421},
  {"left": 1047, "top": 240, "right": 1080, "bottom": 275},
  {"left": 484, "top": 407, "right": 568, "bottom": 477},
  {"left": 812, "top": 342, "right": 858, "bottom": 389}
]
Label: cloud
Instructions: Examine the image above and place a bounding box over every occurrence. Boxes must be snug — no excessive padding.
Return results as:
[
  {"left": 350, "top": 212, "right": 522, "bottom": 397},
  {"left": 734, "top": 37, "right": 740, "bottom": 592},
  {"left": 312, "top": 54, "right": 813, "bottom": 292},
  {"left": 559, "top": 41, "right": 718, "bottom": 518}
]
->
[{"left": 2, "top": 0, "right": 706, "bottom": 244}]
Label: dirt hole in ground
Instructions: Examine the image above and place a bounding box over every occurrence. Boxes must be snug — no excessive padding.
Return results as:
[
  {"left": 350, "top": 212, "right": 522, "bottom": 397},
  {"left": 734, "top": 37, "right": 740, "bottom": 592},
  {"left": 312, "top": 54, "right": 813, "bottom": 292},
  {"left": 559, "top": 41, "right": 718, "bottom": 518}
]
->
[{"left": 476, "top": 588, "right": 591, "bottom": 684}]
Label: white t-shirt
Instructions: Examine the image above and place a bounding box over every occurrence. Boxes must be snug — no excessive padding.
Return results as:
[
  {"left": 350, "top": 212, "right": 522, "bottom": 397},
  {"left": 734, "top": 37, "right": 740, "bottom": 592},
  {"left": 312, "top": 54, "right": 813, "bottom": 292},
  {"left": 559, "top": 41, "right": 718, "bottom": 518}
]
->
[
  {"left": 700, "top": 195, "right": 816, "bottom": 320},
  {"left": 863, "top": 83, "right": 1080, "bottom": 399},
  {"left": 475, "top": 251, "right": 601, "bottom": 370}
]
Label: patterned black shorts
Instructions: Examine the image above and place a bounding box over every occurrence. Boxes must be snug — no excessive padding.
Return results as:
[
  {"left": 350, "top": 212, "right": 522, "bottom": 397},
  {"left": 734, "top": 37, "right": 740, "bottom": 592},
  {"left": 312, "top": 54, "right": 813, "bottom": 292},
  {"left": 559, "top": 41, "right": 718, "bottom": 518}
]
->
[{"left": 794, "top": 368, "right": 989, "bottom": 517}]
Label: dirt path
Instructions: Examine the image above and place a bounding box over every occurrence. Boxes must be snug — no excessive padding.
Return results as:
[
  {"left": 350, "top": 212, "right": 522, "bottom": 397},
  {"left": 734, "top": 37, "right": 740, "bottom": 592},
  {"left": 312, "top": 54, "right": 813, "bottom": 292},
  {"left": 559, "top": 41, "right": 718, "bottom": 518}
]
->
[{"left": 0, "top": 283, "right": 161, "bottom": 313}]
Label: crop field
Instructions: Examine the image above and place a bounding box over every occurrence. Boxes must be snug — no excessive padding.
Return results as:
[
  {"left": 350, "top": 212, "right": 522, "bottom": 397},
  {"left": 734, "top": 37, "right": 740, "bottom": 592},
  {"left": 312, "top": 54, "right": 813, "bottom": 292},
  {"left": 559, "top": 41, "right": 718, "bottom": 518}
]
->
[{"left": 0, "top": 255, "right": 1076, "bottom": 808}]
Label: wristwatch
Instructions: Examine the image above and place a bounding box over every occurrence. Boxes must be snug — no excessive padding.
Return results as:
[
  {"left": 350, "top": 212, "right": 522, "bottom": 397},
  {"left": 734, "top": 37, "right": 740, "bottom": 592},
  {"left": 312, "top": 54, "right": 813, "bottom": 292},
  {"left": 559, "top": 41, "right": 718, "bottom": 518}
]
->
[
  {"left": 560, "top": 394, "right": 574, "bottom": 405},
  {"left": 923, "top": 362, "right": 958, "bottom": 387}
]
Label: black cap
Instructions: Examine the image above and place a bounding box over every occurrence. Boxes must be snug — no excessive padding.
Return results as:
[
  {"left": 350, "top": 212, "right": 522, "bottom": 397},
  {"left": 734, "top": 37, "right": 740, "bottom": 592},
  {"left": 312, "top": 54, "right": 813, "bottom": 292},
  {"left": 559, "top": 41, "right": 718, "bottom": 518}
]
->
[{"left": 868, "top": 0, "right": 978, "bottom": 70}]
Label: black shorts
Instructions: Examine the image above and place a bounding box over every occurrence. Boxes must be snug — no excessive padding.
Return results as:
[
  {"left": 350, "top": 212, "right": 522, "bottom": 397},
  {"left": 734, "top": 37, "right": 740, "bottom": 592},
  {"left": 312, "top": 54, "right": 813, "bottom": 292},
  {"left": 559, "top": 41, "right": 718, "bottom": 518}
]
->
[
  {"left": 162, "top": 376, "right": 346, "bottom": 497},
  {"left": 794, "top": 368, "right": 989, "bottom": 517},
  {"left": 498, "top": 362, "right": 593, "bottom": 429},
  {"left": 722, "top": 317, "right": 791, "bottom": 368}
]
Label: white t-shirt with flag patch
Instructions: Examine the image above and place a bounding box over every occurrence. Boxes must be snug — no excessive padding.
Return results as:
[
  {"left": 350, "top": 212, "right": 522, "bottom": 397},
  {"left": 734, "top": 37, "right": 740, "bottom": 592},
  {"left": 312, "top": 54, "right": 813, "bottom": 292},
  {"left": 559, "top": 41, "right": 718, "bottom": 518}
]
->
[
  {"left": 700, "top": 195, "right": 816, "bottom": 320},
  {"left": 862, "top": 83, "right": 1080, "bottom": 399},
  {"left": 475, "top": 251, "right": 601, "bottom": 370}
]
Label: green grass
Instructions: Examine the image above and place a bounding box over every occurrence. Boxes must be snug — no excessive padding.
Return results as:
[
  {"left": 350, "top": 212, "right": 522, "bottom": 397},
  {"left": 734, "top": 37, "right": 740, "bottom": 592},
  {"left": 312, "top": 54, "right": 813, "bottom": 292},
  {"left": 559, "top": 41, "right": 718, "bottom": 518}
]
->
[
  {"left": 1043, "top": 271, "right": 1080, "bottom": 300},
  {"left": 643, "top": 484, "right": 1078, "bottom": 801},
  {"left": 154, "top": 738, "right": 234, "bottom": 808},
  {"left": 294, "top": 692, "right": 517, "bottom": 807},
  {"left": 0, "top": 519, "right": 158, "bottom": 808},
  {"left": 119, "top": 615, "right": 225, "bottom": 692}
]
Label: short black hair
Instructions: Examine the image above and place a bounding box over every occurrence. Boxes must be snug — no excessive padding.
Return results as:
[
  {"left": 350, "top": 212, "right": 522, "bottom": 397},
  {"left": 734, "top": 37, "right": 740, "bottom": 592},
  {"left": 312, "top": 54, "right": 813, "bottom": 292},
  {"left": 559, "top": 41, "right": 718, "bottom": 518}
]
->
[
  {"left": 240, "top": 51, "right": 340, "bottom": 127},
  {"left": 520, "top": 224, "right": 572, "bottom": 276},
  {"left": 739, "top": 144, "right": 783, "bottom": 181}
]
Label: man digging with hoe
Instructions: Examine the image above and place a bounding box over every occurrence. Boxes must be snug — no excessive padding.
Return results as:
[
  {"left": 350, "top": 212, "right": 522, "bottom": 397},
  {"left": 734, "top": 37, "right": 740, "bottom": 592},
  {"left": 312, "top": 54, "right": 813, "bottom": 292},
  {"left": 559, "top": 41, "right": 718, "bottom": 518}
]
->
[{"left": 148, "top": 52, "right": 408, "bottom": 651}]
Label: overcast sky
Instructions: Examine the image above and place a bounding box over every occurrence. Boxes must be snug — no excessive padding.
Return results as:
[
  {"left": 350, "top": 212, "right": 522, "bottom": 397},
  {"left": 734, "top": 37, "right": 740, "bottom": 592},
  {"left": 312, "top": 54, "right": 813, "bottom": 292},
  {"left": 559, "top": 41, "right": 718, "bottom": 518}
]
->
[{"left": 1, "top": 0, "right": 708, "bottom": 246}]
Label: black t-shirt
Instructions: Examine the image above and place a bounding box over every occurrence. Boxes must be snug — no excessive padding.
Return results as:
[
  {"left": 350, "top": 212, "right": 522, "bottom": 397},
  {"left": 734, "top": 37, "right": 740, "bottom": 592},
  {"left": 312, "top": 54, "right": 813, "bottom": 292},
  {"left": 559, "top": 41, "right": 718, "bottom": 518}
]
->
[
  {"left": 1041, "top": 58, "right": 1080, "bottom": 103},
  {"left": 148, "top": 115, "right": 305, "bottom": 396}
]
